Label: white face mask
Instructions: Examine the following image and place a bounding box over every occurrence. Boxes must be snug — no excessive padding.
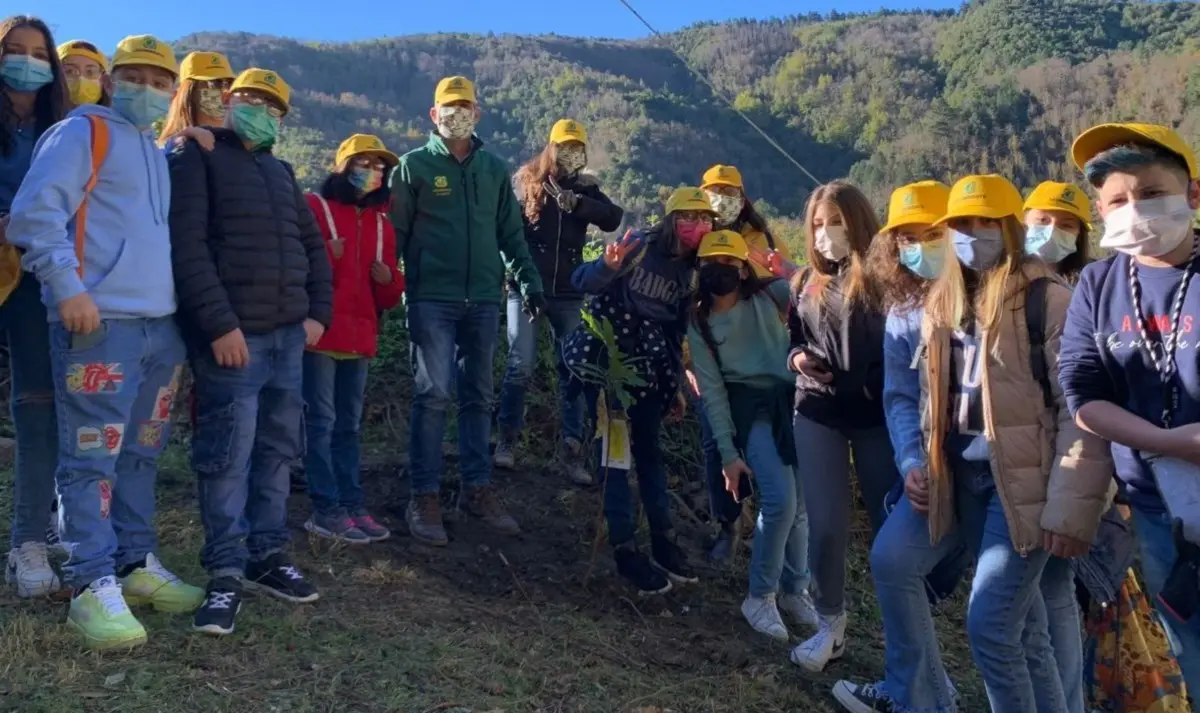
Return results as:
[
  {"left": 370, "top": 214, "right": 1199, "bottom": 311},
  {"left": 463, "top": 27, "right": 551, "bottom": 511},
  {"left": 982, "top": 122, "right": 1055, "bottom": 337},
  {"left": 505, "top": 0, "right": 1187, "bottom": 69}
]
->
[
  {"left": 815, "top": 225, "right": 850, "bottom": 262},
  {"left": 436, "top": 105, "right": 476, "bottom": 141},
  {"left": 1100, "top": 194, "right": 1196, "bottom": 258}
]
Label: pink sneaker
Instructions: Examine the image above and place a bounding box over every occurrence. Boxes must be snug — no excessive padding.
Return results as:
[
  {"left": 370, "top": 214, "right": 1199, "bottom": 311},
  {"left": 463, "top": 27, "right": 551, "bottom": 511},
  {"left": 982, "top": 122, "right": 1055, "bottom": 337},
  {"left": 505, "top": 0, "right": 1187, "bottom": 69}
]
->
[{"left": 351, "top": 511, "right": 391, "bottom": 542}]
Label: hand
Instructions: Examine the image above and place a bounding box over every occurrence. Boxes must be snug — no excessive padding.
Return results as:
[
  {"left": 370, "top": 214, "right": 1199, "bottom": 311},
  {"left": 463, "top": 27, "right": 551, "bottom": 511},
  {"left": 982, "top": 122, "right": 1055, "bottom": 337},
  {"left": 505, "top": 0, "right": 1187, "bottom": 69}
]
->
[
  {"left": 603, "top": 229, "right": 641, "bottom": 269},
  {"left": 181, "top": 127, "right": 215, "bottom": 151},
  {"left": 211, "top": 328, "right": 249, "bottom": 368},
  {"left": 370, "top": 261, "right": 392, "bottom": 285},
  {"left": 747, "top": 245, "right": 798, "bottom": 278},
  {"left": 522, "top": 293, "right": 546, "bottom": 323},
  {"left": 904, "top": 467, "right": 929, "bottom": 514},
  {"left": 0, "top": 214, "right": 8, "bottom": 245},
  {"left": 684, "top": 369, "right": 700, "bottom": 397},
  {"left": 329, "top": 239, "right": 345, "bottom": 260},
  {"left": 667, "top": 389, "right": 687, "bottom": 422},
  {"left": 1164, "top": 423, "right": 1200, "bottom": 464},
  {"left": 59, "top": 292, "right": 100, "bottom": 334},
  {"left": 790, "top": 350, "right": 833, "bottom": 384},
  {"left": 303, "top": 318, "right": 325, "bottom": 346},
  {"left": 556, "top": 189, "right": 580, "bottom": 213},
  {"left": 1042, "top": 531, "right": 1090, "bottom": 558},
  {"left": 723, "top": 458, "right": 753, "bottom": 502}
]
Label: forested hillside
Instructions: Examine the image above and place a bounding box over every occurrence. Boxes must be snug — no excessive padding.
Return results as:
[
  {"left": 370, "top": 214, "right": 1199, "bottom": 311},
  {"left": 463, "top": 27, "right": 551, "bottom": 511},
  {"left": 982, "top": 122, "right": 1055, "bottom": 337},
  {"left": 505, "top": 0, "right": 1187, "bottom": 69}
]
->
[{"left": 175, "top": 0, "right": 1200, "bottom": 225}]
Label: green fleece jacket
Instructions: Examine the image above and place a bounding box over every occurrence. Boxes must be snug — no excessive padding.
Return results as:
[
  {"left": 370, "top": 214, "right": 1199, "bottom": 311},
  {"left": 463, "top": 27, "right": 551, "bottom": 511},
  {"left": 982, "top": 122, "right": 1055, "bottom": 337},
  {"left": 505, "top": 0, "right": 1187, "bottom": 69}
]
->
[{"left": 390, "top": 132, "right": 542, "bottom": 303}]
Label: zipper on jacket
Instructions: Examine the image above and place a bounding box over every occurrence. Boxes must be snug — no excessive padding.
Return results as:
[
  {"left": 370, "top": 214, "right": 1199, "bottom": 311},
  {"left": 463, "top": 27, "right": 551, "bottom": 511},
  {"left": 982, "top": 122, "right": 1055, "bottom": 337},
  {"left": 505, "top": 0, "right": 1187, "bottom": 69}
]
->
[
  {"left": 978, "top": 328, "right": 1033, "bottom": 557},
  {"left": 550, "top": 190, "right": 563, "bottom": 299},
  {"left": 461, "top": 166, "right": 472, "bottom": 303},
  {"left": 354, "top": 209, "right": 363, "bottom": 353}
]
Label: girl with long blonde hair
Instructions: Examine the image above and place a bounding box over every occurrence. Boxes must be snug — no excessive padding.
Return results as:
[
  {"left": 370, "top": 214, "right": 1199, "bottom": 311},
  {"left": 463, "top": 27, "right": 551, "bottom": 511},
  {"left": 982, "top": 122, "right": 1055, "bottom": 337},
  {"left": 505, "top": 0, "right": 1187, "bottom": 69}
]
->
[{"left": 158, "top": 50, "right": 234, "bottom": 150}]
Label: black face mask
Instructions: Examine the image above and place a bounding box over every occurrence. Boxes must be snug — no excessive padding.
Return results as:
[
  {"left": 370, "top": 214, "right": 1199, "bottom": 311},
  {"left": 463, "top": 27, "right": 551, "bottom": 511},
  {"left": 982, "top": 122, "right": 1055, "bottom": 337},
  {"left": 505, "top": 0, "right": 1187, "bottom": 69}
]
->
[{"left": 699, "top": 262, "right": 742, "bottom": 297}]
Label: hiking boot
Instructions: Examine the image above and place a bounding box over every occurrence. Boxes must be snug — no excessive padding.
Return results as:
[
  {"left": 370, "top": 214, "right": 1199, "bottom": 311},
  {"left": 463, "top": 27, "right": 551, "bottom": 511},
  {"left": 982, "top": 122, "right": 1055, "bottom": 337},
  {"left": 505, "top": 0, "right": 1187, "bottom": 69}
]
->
[
  {"left": 650, "top": 533, "right": 698, "bottom": 584},
  {"left": 120, "top": 553, "right": 205, "bottom": 613},
  {"left": 406, "top": 494, "right": 449, "bottom": 545},
  {"left": 304, "top": 512, "right": 371, "bottom": 544},
  {"left": 244, "top": 552, "right": 319, "bottom": 604},
  {"left": 779, "top": 590, "right": 820, "bottom": 630},
  {"left": 614, "top": 547, "right": 671, "bottom": 596},
  {"left": 742, "top": 593, "right": 789, "bottom": 641},
  {"left": 707, "top": 524, "right": 735, "bottom": 566},
  {"left": 459, "top": 484, "right": 520, "bottom": 535},
  {"left": 790, "top": 611, "right": 847, "bottom": 672},
  {"left": 831, "top": 680, "right": 896, "bottom": 713},
  {"left": 493, "top": 439, "right": 516, "bottom": 469},
  {"left": 350, "top": 510, "right": 391, "bottom": 542},
  {"left": 6, "top": 542, "right": 60, "bottom": 598},
  {"left": 558, "top": 438, "right": 592, "bottom": 486},
  {"left": 192, "top": 577, "right": 244, "bottom": 636},
  {"left": 68, "top": 576, "right": 147, "bottom": 651}
]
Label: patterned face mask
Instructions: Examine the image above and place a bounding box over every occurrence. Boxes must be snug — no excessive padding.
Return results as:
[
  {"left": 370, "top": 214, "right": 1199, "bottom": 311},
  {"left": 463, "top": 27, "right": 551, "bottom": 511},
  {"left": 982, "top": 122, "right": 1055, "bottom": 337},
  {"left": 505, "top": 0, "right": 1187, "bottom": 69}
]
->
[
  {"left": 706, "top": 190, "right": 743, "bottom": 227},
  {"left": 197, "top": 86, "right": 226, "bottom": 120},
  {"left": 556, "top": 145, "right": 587, "bottom": 174},
  {"left": 436, "top": 105, "right": 476, "bottom": 140}
]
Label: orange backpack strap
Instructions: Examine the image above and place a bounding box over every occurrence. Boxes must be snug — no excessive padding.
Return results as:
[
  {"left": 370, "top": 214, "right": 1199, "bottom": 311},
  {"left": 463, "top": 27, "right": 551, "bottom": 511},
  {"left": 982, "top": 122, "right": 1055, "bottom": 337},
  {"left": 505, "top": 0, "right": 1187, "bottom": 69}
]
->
[{"left": 75, "top": 115, "right": 110, "bottom": 278}]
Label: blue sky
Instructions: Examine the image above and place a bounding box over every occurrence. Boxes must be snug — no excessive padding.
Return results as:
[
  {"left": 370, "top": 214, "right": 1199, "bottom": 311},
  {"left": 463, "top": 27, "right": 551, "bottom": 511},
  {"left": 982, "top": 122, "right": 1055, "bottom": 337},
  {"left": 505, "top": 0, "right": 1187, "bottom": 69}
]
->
[{"left": 22, "top": 0, "right": 960, "bottom": 52}]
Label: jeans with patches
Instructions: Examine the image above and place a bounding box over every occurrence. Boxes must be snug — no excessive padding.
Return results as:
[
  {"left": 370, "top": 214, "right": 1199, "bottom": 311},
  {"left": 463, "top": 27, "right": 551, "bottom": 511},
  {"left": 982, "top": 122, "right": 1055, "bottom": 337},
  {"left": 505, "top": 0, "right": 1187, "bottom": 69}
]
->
[{"left": 48, "top": 317, "right": 185, "bottom": 589}]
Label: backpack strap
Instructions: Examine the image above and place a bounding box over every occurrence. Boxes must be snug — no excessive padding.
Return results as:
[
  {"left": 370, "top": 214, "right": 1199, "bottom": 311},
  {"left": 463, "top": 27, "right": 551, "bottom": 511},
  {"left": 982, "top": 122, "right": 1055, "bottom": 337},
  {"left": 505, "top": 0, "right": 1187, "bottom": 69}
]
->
[
  {"left": 376, "top": 212, "right": 384, "bottom": 263},
  {"left": 76, "top": 115, "right": 110, "bottom": 278},
  {"left": 311, "top": 194, "right": 339, "bottom": 242},
  {"left": 1026, "top": 277, "right": 1053, "bottom": 408}
]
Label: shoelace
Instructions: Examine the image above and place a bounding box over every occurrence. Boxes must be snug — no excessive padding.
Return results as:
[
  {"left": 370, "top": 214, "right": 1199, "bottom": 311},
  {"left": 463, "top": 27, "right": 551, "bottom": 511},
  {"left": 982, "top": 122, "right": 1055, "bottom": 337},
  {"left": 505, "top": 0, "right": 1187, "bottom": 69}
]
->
[
  {"left": 89, "top": 577, "right": 128, "bottom": 617},
  {"left": 14, "top": 543, "right": 50, "bottom": 569},
  {"left": 278, "top": 565, "right": 303, "bottom": 581},
  {"left": 142, "top": 557, "right": 182, "bottom": 584},
  {"left": 205, "top": 591, "right": 236, "bottom": 610},
  {"left": 356, "top": 515, "right": 379, "bottom": 528}
]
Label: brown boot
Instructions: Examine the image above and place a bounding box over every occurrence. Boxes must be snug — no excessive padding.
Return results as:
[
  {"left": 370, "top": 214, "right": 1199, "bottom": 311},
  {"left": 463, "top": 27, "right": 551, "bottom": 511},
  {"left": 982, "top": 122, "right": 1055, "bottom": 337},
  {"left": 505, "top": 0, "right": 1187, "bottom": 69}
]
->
[
  {"left": 405, "top": 494, "right": 448, "bottom": 546},
  {"left": 460, "top": 484, "right": 520, "bottom": 535}
]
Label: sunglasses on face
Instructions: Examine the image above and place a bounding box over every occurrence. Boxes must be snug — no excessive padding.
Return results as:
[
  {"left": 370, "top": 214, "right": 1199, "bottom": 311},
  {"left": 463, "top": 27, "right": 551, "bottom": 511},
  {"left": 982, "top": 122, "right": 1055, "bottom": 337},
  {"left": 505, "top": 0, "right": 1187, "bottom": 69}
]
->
[{"left": 231, "top": 91, "right": 285, "bottom": 118}]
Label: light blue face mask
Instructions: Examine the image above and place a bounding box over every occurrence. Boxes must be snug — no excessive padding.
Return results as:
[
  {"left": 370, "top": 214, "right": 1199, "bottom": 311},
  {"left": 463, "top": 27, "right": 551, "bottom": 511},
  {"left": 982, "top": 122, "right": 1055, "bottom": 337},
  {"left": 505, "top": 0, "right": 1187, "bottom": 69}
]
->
[
  {"left": 952, "top": 228, "right": 1006, "bottom": 271},
  {"left": 111, "top": 81, "right": 172, "bottom": 130},
  {"left": 1024, "top": 224, "right": 1078, "bottom": 264},
  {"left": 0, "top": 54, "right": 54, "bottom": 93},
  {"left": 898, "top": 238, "right": 946, "bottom": 280}
]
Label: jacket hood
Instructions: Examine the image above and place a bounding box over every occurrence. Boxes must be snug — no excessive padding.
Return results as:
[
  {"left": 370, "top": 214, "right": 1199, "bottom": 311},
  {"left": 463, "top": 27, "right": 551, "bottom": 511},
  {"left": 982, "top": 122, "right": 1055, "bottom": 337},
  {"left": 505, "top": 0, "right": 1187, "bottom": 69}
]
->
[{"left": 70, "top": 103, "right": 137, "bottom": 129}]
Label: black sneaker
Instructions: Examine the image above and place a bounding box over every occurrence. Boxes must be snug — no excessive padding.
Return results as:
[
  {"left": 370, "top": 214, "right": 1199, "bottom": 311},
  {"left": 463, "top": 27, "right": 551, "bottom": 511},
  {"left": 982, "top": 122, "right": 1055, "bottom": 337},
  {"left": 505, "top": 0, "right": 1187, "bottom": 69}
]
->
[
  {"left": 244, "top": 553, "right": 319, "bottom": 603},
  {"left": 651, "top": 534, "right": 699, "bottom": 584},
  {"left": 614, "top": 548, "right": 671, "bottom": 596},
  {"left": 192, "top": 578, "right": 243, "bottom": 636},
  {"left": 831, "top": 680, "right": 896, "bottom": 713}
]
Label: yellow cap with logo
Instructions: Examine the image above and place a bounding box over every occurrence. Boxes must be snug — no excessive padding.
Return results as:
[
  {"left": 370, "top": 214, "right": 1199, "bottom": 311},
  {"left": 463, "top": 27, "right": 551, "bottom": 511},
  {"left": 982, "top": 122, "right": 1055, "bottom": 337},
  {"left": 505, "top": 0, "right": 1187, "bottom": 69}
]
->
[
  {"left": 697, "top": 230, "right": 749, "bottom": 261},
  {"left": 881, "top": 180, "right": 951, "bottom": 232},
  {"left": 57, "top": 40, "right": 107, "bottom": 69},
  {"left": 665, "top": 187, "right": 717, "bottom": 215},
  {"left": 701, "top": 164, "right": 744, "bottom": 191},
  {"left": 1023, "top": 181, "right": 1092, "bottom": 228},
  {"left": 231, "top": 68, "right": 291, "bottom": 113},
  {"left": 336, "top": 133, "right": 399, "bottom": 169},
  {"left": 1071, "top": 122, "right": 1198, "bottom": 179},
  {"left": 111, "top": 35, "right": 178, "bottom": 78},
  {"left": 435, "top": 76, "right": 476, "bottom": 105},
  {"left": 180, "top": 51, "right": 235, "bottom": 82},
  {"left": 550, "top": 119, "right": 587, "bottom": 145},
  {"left": 935, "top": 175, "right": 1024, "bottom": 225}
]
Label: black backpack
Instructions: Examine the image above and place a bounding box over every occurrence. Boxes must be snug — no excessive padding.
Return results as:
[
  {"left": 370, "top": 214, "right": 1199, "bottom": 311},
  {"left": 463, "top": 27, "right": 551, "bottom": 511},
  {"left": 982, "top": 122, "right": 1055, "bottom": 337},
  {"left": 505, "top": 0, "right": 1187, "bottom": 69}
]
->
[{"left": 1025, "top": 277, "right": 1054, "bottom": 409}]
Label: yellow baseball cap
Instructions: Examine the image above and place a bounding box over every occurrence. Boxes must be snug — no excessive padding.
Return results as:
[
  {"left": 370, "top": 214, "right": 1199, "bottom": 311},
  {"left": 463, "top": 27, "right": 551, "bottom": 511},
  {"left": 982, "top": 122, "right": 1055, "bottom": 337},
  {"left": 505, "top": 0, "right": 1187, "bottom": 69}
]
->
[
  {"left": 697, "top": 230, "right": 749, "bottom": 261},
  {"left": 665, "top": 187, "right": 717, "bottom": 215},
  {"left": 550, "top": 119, "right": 587, "bottom": 145},
  {"left": 881, "top": 180, "right": 951, "bottom": 232},
  {"left": 111, "top": 35, "right": 178, "bottom": 78},
  {"left": 335, "top": 134, "right": 399, "bottom": 170},
  {"left": 435, "top": 76, "right": 476, "bottom": 105},
  {"left": 701, "top": 164, "right": 744, "bottom": 191},
  {"left": 1023, "top": 181, "right": 1092, "bottom": 228},
  {"left": 231, "top": 68, "right": 291, "bottom": 113},
  {"left": 180, "top": 51, "right": 235, "bottom": 82},
  {"left": 57, "top": 40, "right": 107, "bottom": 69},
  {"left": 935, "top": 174, "right": 1024, "bottom": 225},
  {"left": 1071, "top": 122, "right": 1198, "bottom": 179}
]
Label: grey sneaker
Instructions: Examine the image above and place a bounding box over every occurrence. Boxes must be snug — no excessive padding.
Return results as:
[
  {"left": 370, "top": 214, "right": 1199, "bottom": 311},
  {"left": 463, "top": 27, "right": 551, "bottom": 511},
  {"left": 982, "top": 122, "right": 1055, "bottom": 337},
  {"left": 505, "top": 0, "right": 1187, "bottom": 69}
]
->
[
  {"left": 406, "top": 494, "right": 448, "bottom": 546},
  {"left": 459, "top": 484, "right": 520, "bottom": 535},
  {"left": 493, "top": 439, "right": 516, "bottom": 469},
  {"left": 350, "top": 510, "right": 391, "bottom": 542},
  {"left": 304, "top": 512, "right": 371, "bottom": 544},
  {"left": 558, "top": 438, "right": 593, "bottom": 486}
]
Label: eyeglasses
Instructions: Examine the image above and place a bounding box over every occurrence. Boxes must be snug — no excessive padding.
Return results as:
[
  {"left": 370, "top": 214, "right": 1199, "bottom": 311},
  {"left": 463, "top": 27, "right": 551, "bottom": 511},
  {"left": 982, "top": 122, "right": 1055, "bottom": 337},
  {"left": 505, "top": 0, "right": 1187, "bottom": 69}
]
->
[
  {"left": 350, "top": 156, "right": 388, "bottom": 171},
  {"left": 63, "top": 63, "right": 104, "bottom": 80},
  {"left": 231, "top": 91, "right": 285, "bottom": 118}
]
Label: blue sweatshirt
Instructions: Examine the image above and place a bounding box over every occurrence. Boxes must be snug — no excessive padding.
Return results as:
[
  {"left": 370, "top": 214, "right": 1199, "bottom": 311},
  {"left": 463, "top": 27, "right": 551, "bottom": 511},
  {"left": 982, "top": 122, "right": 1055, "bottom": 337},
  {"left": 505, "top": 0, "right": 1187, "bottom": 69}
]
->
[
  {"left": 0, "top": 121, "right": 36, "bottom": 215},
  {"left": 8, "top": 105, "right": 175, "bottom": 320},
  {"left": 883, "top": 307, "right": 925, "bottom": 477},
  {"left": 1060, "top": 250, "right": 1200, "bottom": 513},
  {"left": 571, "top": 229, "right": 694, "bottom": 328}
]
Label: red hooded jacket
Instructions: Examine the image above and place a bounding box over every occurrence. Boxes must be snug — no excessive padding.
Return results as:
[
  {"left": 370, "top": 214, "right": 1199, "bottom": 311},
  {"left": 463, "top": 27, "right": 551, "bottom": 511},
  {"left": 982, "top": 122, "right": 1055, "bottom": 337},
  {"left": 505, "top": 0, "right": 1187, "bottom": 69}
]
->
[{"left": 305, "top": 193, "right": 404, "bottom": 357}]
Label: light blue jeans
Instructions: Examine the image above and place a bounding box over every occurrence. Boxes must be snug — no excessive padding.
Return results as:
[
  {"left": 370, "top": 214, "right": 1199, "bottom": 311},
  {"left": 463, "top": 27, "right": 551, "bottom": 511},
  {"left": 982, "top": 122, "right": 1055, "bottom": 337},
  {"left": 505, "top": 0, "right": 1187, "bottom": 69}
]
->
[
  {"left": 497, "top": 293, "right": 584, "bottom": 444},
  {"left": 744, "top": 420, "right": 810, "bottom": 598}
]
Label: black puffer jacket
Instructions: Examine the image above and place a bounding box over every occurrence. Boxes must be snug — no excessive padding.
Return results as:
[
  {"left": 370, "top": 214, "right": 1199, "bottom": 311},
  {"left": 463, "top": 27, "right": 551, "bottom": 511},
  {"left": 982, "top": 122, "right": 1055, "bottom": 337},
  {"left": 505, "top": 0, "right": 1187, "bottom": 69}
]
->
[
  {"left": 508, "top": 172, "right": 623, "bottom": 299},
  {"left": 167, "top": 129, "right": 333, "bottom": 341}
]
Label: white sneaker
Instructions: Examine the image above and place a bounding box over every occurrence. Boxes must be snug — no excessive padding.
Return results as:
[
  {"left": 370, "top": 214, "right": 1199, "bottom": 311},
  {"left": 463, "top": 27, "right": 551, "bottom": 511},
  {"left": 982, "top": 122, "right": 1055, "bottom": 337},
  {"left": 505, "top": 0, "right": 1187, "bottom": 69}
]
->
[
  {"left": 779, "top": 590, "right": 820, "bottom": 630},
  {"left": 789, "top": 611, "right": 847, "bottom": 672},
  {"left": 5, "top": 542, "right": 61, "bottom": 598},
  {"left": 741, "top": 593, "right": 790, "bottom": 641}
]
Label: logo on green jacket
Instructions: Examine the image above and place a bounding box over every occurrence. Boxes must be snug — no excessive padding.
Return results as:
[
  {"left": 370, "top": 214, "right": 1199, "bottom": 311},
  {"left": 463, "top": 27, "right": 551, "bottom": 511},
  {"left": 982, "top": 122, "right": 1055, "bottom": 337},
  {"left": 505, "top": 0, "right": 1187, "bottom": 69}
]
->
[{"left": 433, "top": 175, "right": 451, "bottom": 197}]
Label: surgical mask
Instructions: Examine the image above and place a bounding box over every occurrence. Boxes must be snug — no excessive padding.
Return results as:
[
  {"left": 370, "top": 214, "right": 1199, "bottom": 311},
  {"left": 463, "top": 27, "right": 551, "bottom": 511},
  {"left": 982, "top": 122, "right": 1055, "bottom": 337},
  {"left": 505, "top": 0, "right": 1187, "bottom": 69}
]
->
[
  {"left": 698, "top": 262, "right": 742, "bottom": 297},
  {"left": 349, "top": 166, "right": 383, "bottom": 194},
  {"left": 1100, "top": 194, "right": 1195, "bottom": 258},
  {"left": 815, "top": 225, "right": 851, "bottom": 262},
  {"left": 0, "top": 55, "right": 53, "bottom": 92},
  {"left": 197, "top": 86, "right": 226, "bottom": 120},
  {"left": 675, "top": 219, "right": 710, "bottom": 251},
  {"left": 111, "top": 81, "right": 172, "bottom": 130},
  {"left": 706, "top": 191, "right": 743, "bottom": 227},
  {"left": 1024, "top": 224, "right": 1078, "bottom": 264},
  {"left": 899, "top": 239, "right": 946, "bottom": 280},
  {"left": 556, "top": 145, "right": 586, "bottom": 174},
  {"left": 436, "top": 105, "right": 476, "bottom": 141},
  {"left": 230, "top": 103, "right": 280, "bottom": 149},
  {"left": 952, "top": 228, "right": 1006, "bottom": 271},
  {"left": 67, "top": 77, "right": 103, "bottom": 105}
]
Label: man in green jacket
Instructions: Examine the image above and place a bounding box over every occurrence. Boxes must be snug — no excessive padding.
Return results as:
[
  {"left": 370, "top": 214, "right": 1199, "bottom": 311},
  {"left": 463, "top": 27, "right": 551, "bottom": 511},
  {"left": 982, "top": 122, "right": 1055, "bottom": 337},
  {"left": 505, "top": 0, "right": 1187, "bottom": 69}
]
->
[{"left": 391, "top": 75, "right": 544, "bottom": 545}]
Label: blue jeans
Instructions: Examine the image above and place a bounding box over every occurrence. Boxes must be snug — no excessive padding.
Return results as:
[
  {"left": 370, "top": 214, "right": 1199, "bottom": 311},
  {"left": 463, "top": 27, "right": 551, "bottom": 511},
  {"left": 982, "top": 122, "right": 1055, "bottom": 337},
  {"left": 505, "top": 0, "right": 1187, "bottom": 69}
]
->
[
  {"left": 302, "top": 352, "right": 369, "bottom": 516},
  {"left": 48, "top": 317, "right": 185, "bottom": 588},
  {"left": 407, "top": 301, "right": 499, "bottom": 496},
  {"left": 192, "top": 324, "right": 305, "bottom": 578},
  {"left": 588, "top": 388, "right": 671, "bottom": 546},
  {"left": 497, "top": 293, "right": 584, "bottom": 443},
  {"left": 696, "top": 396, "right": 737, "bottom": 526},
  {"left": 4, "top": 276, "right": 58, "bottom": 548},
  {"left": 1036, "top": 557, "right": 1083, "bottom": 713},
  {"left": 1131, "top": 505, "right": 1200, "bottom": 693},
  {"left": 744, "top": 420, "right": 810, "bottom": 598}
]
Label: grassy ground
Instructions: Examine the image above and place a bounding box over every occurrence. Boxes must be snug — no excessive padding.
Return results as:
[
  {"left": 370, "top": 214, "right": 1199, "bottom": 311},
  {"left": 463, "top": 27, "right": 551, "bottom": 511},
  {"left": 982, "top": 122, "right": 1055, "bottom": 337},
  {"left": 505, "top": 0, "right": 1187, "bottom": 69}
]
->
[{"left": 0, "top": 430, "right": 984, "bottom": 713}]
